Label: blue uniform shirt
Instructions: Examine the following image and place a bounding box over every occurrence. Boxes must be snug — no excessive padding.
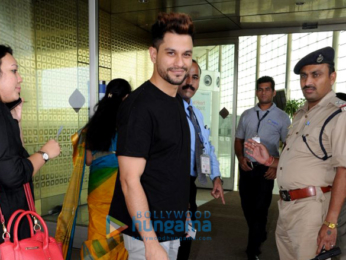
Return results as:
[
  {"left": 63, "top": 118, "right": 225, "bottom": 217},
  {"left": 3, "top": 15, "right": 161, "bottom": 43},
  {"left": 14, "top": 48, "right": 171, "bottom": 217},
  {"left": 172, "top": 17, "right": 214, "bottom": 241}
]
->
[
  {"left": 235, "top": 103, "right": 291, "bottom": 162},
  {"left": 183, "top": 99, "right": 221, "bottom": 180}
]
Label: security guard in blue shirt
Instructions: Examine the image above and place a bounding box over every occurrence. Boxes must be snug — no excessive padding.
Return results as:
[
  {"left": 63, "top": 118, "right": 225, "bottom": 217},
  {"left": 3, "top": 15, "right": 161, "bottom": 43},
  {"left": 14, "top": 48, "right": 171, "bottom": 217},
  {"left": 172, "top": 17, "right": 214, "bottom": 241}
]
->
[{"left": 235, "top": 76, "right": 290, "bottom": 260}]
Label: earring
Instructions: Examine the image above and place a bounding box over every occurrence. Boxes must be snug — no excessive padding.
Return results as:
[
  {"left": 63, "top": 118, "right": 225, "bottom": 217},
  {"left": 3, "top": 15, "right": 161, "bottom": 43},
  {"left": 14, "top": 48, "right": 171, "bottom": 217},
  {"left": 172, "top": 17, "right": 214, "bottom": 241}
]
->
[{"left": 108, "top": 93, "right": 113, "bottom": 98}]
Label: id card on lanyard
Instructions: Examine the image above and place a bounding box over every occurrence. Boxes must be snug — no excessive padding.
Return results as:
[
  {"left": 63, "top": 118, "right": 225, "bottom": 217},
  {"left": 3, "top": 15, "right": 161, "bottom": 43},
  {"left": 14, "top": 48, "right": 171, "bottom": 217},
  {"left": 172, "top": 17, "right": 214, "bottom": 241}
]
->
[
  {"left": 200, "top": 153, "right": 211, "bottom": 175},
  {"left": 252, "top": 110, "right": 269, "bottom": 143}
]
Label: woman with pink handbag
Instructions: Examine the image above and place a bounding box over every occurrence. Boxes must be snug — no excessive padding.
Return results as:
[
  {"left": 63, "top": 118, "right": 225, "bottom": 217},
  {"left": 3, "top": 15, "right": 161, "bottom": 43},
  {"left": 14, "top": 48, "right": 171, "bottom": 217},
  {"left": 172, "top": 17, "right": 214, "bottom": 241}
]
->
[{"left": 0, "top": 45, "right": 60, "bottom": 243}]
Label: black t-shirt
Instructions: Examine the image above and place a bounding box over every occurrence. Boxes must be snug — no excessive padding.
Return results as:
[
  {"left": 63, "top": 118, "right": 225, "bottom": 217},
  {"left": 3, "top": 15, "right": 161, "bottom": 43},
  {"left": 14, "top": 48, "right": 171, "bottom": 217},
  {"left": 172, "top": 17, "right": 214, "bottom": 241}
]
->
[{"left": 109, "top": 80, "right": 190, "bottom": 241}]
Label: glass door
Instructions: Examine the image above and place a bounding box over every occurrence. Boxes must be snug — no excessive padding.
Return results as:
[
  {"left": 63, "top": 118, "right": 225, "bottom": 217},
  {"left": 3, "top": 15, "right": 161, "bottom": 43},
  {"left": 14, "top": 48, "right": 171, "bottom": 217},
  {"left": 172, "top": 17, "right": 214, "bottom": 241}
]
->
[{"left": 193, "top": 44, "right": 236, "bottom": 191}]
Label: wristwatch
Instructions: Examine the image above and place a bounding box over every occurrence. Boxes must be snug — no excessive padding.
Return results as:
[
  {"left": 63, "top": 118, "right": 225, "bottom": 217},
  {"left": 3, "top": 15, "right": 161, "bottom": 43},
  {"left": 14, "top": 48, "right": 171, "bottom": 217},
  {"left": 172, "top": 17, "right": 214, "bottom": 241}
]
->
[
  {"left": 323, "top": 220, "right": 338, "bottom": 229},
  {"left": 36, "top": 151, "right": 49, "bottom": 163},
  {"left": 213, "top": 176, "right": 224, "bottom": 185}
]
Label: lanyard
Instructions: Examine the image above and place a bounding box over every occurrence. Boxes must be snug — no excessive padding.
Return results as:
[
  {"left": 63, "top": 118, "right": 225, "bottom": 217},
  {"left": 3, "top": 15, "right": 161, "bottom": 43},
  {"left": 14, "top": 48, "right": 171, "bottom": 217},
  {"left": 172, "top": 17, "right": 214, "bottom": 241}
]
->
[{"left": 256, "top": 110, "right": 269, "bottom": 134}]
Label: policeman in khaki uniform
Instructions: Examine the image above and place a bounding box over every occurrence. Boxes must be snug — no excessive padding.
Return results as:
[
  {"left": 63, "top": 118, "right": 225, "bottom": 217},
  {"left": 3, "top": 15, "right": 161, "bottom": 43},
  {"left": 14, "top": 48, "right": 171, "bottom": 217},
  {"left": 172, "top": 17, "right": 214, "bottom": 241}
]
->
[{"left": 244, "top": 47, "right": 346, "bottom": 260}]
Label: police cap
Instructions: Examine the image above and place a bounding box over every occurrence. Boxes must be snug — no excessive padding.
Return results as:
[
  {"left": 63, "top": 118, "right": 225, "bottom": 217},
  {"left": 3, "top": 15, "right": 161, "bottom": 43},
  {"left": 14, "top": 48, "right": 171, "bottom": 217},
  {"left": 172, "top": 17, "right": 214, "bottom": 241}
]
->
[{"left": 293, "top": 47, "right": 335, "bottom": 75}]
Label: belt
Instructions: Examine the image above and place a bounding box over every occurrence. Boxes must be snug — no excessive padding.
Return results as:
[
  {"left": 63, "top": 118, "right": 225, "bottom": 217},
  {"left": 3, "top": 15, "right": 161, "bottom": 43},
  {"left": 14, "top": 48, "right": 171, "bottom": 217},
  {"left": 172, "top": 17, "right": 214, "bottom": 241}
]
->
[{"left": 279, "top": 186, "right": 332, "bottom": 201}]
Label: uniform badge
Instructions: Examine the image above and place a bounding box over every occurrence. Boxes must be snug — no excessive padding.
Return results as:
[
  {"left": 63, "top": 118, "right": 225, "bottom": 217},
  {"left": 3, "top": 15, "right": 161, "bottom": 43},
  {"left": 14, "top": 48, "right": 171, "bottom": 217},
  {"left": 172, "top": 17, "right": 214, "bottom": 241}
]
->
[{"left": 316, "top": 54, "right": 324, "bottom": 63}]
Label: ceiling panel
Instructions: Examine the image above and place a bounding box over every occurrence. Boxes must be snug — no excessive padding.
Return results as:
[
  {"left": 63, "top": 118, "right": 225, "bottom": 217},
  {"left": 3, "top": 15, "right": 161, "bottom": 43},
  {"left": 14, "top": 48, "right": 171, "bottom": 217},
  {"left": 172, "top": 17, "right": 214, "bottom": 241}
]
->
[
  {"left": 212, "top": 2, "right": 238, "bottom": 16},
  {"left": 167, "top": 4, "right": 225, "bottom": 20},
  {"left": 239, "top": 0, "right": 346, "bottom": 16},
  {"left": 241, "top": 8, "right": 346, "bottom": 26},
  {"left": 113, "top": 0, "right": 162, "bottom": 13},
  {"left": 115, "top": 9, "right": 159, "bottom": 31},
  {"left": 103, "top": 0, "right": 346, "bottom": 35},
  {"left": 115, "top": 4, "right": 228, "bottom": 30},
  {"left": 193, "top": 18, "right": 240, "bottom": 33},
  {"left": 206, "top": 0, "right": 237, "bottom": 3},
  {"left": 107, "top": 0, "right": 209, "bottom": 14}
]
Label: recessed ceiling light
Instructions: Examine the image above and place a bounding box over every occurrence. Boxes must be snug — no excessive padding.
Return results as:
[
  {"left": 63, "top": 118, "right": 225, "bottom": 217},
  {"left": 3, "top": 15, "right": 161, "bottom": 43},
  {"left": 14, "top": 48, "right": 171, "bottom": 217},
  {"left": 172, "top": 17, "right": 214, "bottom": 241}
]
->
[
  {"left": 296, "top": 1, "right": 305, "bottom": 5},
  {"left": 138, "top": 0, "right": 149, "bottom": 3}
]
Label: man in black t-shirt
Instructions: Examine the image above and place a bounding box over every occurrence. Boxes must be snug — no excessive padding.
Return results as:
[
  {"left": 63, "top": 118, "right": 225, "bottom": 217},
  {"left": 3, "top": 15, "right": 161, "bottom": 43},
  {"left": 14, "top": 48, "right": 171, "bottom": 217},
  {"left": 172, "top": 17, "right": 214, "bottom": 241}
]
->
[{"left": 109, "top": 13, "right": 194, "bottom": 260}]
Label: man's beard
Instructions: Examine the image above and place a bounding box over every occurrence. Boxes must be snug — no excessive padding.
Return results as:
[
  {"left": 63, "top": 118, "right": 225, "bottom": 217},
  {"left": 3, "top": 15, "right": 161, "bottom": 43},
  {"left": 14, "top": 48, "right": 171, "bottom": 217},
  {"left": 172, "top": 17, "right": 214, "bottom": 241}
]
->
[{"left": 157, "top": 65, "right": 188, "bottom": 85}]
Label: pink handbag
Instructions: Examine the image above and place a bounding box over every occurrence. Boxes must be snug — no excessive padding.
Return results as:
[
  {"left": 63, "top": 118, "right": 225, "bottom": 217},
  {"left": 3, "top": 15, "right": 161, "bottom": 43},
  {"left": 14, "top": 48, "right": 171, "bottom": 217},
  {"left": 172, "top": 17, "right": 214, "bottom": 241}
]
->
[{"left": 0, "top": 184, "right": 63, "bottom": 260}]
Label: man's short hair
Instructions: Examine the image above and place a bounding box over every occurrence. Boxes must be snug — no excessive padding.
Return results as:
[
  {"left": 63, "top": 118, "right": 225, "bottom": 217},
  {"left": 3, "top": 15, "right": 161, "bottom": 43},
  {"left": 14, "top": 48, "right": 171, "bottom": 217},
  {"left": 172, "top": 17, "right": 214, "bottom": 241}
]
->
[
  {"left": 151, "top": 12, "right": 195, "bottom": 50},
  {"left": 0, "top": 45, "right": 13, "bottom": 75},
  {"left": 256, "top": 76, "right": 275, "bottom": 91},
  {"left": 192, "top": 59, "right": 201, "bottom": 75}
]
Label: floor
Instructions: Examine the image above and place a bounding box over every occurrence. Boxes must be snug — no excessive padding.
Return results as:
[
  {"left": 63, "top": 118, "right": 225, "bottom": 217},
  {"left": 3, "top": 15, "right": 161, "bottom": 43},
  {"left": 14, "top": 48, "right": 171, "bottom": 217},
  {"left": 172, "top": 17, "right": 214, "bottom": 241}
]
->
[
  {"left": 196, "top": 188, "right": 227, "bottom": 207},
  {"left": 189, "top": 191, "right": 280, "bottom": 260}
]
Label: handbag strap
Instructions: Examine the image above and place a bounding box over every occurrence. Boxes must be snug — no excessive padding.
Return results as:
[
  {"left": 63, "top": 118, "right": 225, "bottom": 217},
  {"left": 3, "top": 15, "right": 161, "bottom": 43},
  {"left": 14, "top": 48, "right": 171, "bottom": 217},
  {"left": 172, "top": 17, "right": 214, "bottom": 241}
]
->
[
  {"left": 0, "top": 183, "right": 36, "bottom": 239},
  {"left": 0, "top": 205, "right": 7, "bottom": 233},
  {"left": 24, "top": 183, "right": 36, "bottom": 212},
  {"left": 0, "top": 206, "right": 9, "bottom": 240},
  {"left": 0, "top": 207, "right": 5, "bottom": 224},
  {"left": 23, "top": 183, "right": 40, "bottom": 230}
]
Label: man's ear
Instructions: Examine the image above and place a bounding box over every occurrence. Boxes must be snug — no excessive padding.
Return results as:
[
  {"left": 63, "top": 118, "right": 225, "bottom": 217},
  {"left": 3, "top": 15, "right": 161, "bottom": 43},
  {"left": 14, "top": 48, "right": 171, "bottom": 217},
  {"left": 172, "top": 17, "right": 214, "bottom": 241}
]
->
[
  {"left": 330, "top": 71, "right": 336, "bottom": 86},
  {"left": 273, "top": 90, "right": 276, "bottom": 97},
  {"left": 149, "top": 47, "right": 157, "bottom": 64}
]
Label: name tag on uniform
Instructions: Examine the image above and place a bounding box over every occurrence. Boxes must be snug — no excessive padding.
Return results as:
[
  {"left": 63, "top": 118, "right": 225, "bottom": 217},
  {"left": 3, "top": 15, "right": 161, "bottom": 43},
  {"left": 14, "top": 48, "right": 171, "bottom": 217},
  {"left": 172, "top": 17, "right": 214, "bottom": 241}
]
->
[{"left": 200, "top": 154, "right": 211, "bottom": 175}]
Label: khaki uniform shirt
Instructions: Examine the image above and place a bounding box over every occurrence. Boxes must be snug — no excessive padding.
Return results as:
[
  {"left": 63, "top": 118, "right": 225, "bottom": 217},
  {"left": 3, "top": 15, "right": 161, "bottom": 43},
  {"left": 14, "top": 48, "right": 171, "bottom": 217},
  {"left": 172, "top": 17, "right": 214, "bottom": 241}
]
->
[{"left": 277, "top": 91, "right": 346, "bottom": 190}]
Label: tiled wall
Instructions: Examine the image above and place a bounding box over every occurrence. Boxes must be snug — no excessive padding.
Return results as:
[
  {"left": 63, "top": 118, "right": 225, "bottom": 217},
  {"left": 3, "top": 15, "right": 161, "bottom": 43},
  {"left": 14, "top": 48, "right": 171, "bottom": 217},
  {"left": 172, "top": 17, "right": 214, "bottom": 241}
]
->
[{"left": 0, "top": 0, "right": 152, "bottom": 218}]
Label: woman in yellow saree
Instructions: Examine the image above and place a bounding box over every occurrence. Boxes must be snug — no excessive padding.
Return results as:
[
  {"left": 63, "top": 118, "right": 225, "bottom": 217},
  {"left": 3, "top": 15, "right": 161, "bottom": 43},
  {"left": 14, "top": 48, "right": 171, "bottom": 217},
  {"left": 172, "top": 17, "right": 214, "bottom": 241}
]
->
[
  {"left": 82, "top": 135, "right": 127, "bottom": 260},
  {"left": 55, "top": 79, "right": 131, "bottom": 260}
]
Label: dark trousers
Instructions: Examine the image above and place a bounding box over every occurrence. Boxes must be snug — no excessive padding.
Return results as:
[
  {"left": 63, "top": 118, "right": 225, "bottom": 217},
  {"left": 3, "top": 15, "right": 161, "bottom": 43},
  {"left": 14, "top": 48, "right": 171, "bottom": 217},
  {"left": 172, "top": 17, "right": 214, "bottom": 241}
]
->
[
  {"left": 177, "top": 176, "right": 197, "bottom": 260},
  {"left": 239, "top": 164, "right": 274, "bottom": 257}
]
